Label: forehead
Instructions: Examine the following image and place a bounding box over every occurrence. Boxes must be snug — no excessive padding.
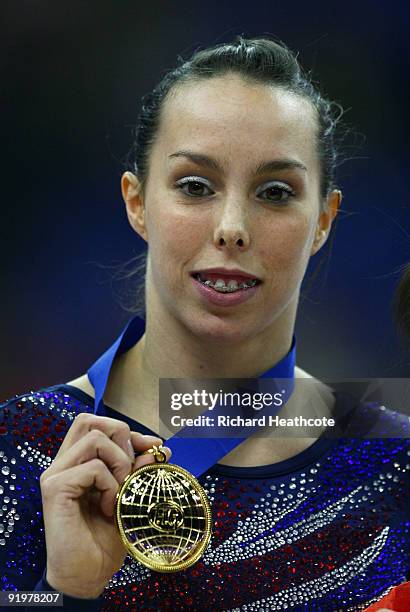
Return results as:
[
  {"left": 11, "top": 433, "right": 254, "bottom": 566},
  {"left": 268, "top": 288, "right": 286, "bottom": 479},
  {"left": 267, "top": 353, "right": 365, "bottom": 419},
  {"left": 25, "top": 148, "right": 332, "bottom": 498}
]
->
[{"left": 156, "top": 74, "right": 318, "bottom": 170}]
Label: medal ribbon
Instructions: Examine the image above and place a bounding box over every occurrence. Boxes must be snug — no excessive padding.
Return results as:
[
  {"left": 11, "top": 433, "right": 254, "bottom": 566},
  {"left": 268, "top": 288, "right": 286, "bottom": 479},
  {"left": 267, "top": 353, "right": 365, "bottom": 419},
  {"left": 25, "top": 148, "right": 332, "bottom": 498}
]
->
[{"left": 87, "top": 315, "right": 296, "bottom": 477}]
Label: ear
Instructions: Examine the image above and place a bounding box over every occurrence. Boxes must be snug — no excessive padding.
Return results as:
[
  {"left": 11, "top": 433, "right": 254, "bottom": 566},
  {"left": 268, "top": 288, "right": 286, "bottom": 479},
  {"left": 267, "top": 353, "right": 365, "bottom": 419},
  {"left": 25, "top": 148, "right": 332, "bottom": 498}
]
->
[
  {"left": 310, "top": 189, "right": 342, "bottom": 255},
  {"left": 121, "top": 171, "right": 148, "bottom": 242}
]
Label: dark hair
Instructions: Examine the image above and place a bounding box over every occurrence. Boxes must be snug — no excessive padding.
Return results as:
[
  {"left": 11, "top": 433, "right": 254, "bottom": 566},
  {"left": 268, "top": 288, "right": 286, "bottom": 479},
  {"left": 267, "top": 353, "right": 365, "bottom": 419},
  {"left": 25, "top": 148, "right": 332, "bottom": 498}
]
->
[
  {"left": 395, "top": 264, "right": 410, "bottom": 340},
  {"left": 128, "top": 35, "right": 346, "bottom": 201},
  {"left": 116, "top": 35, "right": 349, "bottom": 316}
]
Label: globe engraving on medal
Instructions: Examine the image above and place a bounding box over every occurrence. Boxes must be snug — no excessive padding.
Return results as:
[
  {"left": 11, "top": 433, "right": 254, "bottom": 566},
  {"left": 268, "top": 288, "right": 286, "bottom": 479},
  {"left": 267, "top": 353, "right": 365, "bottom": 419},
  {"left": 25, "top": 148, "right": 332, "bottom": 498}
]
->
[{"left": 115, "top": 462, "right": 212, "bottom": 572}]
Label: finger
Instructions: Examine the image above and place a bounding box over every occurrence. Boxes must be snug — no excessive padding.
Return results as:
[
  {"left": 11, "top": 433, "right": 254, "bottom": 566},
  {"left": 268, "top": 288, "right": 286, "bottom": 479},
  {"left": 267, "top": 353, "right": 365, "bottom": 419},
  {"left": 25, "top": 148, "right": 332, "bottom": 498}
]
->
[
  {"left": 41, "top": 458, "right": 119, "bottom": 518},
  {"left": 129, "top": 432, "right": 165, "bottom": 455},
  {"left": 132, "top": 445, "right": 172, "bottom": 471},
  {"left": 56, "top": 413, "right": 135, "bottom": 461},
  {"left": 44, "top": 429, "right": 133, "bottom": 485}
]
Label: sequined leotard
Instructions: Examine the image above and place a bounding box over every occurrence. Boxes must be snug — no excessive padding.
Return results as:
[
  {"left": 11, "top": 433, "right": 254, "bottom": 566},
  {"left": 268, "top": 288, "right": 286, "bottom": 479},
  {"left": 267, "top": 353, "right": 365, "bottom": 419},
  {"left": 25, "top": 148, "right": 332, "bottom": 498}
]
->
[{"left": 1, "top": 384, "right": 409, "bottom": 611}]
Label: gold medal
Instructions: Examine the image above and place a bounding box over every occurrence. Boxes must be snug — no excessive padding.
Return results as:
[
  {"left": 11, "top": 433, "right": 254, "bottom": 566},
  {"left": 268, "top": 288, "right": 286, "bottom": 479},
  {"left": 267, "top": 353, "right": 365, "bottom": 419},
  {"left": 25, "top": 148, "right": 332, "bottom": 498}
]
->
[{"left": 115, "top": 445, "right": 212, "bottom": 572}]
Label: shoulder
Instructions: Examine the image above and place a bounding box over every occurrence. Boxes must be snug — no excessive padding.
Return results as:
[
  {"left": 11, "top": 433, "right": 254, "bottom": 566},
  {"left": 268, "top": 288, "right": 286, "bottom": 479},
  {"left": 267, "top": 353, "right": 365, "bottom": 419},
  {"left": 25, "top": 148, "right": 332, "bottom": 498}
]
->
[
  {"left": 0, "top": 383, "right": 95, "bottom": 457},
  {"left": 294, "top": 366, "right": 410, "bottom": 437},
  {"left": 347, "top": 399, "right": 410, "bottom": 437},
  {"left": 66, "top": 374, "right": 95, "bottom": 398}
]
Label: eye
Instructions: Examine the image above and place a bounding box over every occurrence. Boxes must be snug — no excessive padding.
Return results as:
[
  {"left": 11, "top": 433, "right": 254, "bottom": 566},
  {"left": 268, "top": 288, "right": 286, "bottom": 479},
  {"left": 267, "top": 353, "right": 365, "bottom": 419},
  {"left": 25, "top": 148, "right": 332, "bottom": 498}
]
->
[
  {"left": 256, "top": 181, "right": 295, "bottom": 204},
  {"left": 176, "top": 176, "right": 214, "bottom": 198}
]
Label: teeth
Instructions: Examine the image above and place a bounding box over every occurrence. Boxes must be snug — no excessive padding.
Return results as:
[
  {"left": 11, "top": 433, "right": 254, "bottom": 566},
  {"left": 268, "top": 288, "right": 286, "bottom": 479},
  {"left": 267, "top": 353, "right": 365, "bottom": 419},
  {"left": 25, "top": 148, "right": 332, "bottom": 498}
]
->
[
  {"left": 196, "top": 274, "right": 258, "bottom": 292},
  {"left": 227, "top": 280, "right": 239, "bottom": 291}
]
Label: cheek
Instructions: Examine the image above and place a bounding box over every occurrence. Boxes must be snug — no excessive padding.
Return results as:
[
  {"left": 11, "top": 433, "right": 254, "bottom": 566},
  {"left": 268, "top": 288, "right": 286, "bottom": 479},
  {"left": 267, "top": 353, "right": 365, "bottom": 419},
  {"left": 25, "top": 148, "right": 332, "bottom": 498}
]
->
[
  {"left": 146, "top": 202, "right": 207, "bottom": 276},
  {"left": 260, "top": 213, "right": 314, "bottom": 267},
  {"left": 257, "top": 213, "right": 316, "bottom": 302}
]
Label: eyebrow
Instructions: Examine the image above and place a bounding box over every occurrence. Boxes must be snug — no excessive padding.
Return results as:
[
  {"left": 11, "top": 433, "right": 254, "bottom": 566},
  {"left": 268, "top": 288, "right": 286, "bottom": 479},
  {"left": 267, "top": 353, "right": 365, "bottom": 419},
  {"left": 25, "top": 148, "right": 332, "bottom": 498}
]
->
[{"left": 168, "top": 150, "right": 307, "bottom": 174}]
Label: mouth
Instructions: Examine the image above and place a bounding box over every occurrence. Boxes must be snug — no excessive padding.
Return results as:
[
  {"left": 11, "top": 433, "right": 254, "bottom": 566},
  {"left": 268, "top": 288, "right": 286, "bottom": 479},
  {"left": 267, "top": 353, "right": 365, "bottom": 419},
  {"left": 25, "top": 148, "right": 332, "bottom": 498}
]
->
[{"left": 190, "top": 269, "right": 262, "bottom": 294}]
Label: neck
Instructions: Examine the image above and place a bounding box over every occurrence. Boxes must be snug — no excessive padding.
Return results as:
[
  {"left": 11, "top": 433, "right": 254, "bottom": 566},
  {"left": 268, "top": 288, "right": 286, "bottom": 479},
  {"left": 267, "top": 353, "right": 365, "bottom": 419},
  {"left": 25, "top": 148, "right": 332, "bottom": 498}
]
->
[
  {"left": 103, "top": 297, "right": 335, "bottom": 457},
  {"left": 144, "top": 316, "right": 294, "bottom": 380},
  {"left": 131, "top": 289, "right": 298, "bottom": 384},
  {"left": 104, "top": 292, "right": 298, "bottom": 421}
]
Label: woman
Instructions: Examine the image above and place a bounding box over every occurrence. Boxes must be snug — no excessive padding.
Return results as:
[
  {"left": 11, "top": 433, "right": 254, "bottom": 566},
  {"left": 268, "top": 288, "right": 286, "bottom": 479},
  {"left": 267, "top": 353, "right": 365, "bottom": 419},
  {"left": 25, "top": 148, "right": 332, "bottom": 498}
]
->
[{"left": 1, "top": 36, "right": 409, "bottom": 611}]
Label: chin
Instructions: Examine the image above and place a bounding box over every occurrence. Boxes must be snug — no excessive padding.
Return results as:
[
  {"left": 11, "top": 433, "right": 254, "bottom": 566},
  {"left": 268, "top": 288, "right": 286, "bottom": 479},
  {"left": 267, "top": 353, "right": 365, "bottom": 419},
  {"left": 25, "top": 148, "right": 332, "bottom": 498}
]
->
[{"left": 183, "top": 308, "right": 263, "bottom": 344}]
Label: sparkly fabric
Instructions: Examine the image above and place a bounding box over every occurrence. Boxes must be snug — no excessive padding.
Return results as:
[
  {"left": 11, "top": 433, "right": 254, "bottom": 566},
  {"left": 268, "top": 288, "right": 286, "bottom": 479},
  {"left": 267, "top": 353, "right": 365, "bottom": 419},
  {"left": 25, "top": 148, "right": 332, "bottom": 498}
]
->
[{"left": 1, "top": 384, "right": 410, "bottom": 612}]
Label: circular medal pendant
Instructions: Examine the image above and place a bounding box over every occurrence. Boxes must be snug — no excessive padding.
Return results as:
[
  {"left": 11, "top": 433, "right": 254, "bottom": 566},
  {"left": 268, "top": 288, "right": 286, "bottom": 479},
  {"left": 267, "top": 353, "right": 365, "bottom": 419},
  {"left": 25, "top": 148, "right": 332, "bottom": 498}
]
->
[{"left": 115, "top": 446, "right": 212, "bottom": 572}]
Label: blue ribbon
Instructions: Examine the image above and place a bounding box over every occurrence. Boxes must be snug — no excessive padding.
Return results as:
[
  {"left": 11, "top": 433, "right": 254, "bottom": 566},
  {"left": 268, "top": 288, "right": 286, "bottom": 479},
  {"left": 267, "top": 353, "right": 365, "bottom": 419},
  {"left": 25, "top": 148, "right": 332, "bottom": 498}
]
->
[{"left": 88, "top": 315, "right": 296, "bottom": 477}]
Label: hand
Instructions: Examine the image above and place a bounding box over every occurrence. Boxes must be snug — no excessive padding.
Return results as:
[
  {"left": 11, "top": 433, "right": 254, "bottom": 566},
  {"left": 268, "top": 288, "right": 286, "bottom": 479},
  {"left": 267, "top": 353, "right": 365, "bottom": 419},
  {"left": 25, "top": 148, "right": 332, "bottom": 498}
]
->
[{"left": 40, "top": 412, "right": 171, "bottom": 599}]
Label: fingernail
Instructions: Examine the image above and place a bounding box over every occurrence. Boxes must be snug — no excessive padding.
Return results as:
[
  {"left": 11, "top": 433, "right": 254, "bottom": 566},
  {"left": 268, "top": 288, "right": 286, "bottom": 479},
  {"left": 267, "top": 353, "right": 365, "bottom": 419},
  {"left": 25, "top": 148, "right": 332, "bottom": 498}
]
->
[
  {"left": 127, "top": 439, "right": 135, "bottom": 459},
  {"left": 143, "top": 434, "right": 162, "bottom": 442}
]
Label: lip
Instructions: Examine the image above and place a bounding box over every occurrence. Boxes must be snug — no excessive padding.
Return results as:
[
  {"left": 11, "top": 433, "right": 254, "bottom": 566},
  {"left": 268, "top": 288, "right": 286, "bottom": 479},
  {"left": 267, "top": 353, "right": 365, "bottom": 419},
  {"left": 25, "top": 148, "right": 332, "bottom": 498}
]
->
[
  {"left": 191, "top": 275, "right": 260, "bottom": 307},
  {"left": 191, "top": 267, "right": 261, "bottom": 281}
]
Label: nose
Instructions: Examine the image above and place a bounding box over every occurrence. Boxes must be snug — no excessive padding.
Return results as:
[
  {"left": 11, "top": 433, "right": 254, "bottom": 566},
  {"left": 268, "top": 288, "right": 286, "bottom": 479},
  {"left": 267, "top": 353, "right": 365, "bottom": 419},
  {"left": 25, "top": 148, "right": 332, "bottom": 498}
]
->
[{"left": 213, "top": 198, "right": 250, "bottom": 252}]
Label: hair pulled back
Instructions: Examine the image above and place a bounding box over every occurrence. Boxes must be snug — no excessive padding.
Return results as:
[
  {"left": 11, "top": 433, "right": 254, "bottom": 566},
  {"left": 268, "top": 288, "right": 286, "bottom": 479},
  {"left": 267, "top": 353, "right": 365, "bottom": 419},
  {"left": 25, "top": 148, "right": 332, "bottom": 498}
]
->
[{"left": 128, "top": 35, "right": 345, "bottom": 201}]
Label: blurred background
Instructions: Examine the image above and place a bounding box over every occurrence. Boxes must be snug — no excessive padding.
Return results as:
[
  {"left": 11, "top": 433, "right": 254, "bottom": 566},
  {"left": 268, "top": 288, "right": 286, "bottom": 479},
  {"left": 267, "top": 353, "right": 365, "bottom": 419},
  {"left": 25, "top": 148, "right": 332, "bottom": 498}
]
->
[{"left": 2, "top": 0, "right": 409, "bottom": 399}]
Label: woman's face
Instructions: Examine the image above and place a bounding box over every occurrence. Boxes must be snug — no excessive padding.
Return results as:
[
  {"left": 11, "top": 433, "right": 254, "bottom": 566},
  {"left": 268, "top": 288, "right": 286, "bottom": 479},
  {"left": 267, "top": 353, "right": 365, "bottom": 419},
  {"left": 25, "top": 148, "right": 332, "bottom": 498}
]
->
[{"left": 123, "top": 74, "right": 339, "bottom": 342}]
